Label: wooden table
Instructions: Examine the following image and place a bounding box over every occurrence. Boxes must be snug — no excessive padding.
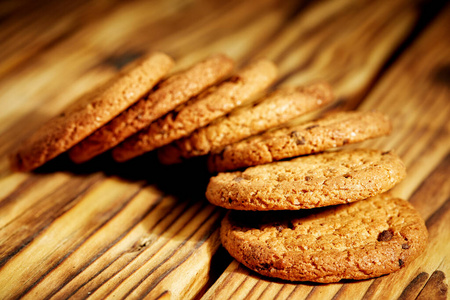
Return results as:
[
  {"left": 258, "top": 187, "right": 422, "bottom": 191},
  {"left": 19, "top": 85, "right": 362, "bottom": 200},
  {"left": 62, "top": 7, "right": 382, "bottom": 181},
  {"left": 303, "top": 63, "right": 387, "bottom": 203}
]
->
[{"left": 0, "top": 0, "right": 449, "bottom": 299}]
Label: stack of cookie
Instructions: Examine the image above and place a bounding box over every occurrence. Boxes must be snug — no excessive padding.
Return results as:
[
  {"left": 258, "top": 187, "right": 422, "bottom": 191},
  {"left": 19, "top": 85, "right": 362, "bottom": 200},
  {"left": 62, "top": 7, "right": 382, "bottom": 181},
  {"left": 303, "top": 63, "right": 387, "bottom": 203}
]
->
[
  {"left": 201, "top": 97, "right": 428, "bottom": 281},
  {"left": 11, "top": 52, "right": 427, "bottom": 283},
  {"left": 206, "top": 148, "right": 428, "bottom": 282}
]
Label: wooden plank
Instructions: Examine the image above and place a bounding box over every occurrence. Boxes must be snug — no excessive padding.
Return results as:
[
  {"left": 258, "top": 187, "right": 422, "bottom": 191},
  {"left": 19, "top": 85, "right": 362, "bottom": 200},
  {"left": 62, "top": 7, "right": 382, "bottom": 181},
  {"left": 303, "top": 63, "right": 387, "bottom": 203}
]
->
[
  {"left": 0, "top": 0, "right": 448, "bottom": 299},
  {"left": 0, "top": 3, "right": 303, "bottom": 299},
  {"left": 2, "top": 2, "right": 302, "bottom": 296},
  {"left": 0, "top": 0, "right": 125, "bottom": 77},
  {"left": 0, "top": 178, "right": 144, "bottom": 298},
  {"left": 262, "top": 0, "right": 416, "bottom": 101},
  {"left": 202, "top": 3, "right": 450, "bottom": 299},
  {"left": 0, "top": 0, "right": 415, "bottom": 298},
  {"left": 0, "top": 173, "right": 103, "bottom": 264}
]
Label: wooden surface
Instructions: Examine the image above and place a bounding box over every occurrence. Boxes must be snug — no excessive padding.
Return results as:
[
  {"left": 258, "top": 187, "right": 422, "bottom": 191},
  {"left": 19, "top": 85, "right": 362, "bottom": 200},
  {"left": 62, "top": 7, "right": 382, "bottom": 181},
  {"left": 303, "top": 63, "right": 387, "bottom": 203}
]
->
[{"left": 0, "top": 0, "right": 449, "bottom": 299}]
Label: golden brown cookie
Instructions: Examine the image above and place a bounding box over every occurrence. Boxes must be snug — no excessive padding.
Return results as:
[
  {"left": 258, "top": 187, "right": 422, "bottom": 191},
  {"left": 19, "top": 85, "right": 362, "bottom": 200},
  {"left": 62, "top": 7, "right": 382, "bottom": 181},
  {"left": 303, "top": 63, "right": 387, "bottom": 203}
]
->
[
  {"left": 206, "top": 149, "right": 406, "bottom": 210},
  {"left": 11, "top": 52, "right": 174, "bottom": 171},
  {"left": 157, "top": 82, "right": 334, "bottom": 165},
  {"left": 69, "top": 54, "right": 234, "bottom": 163},
  {"left": 112, "top": 59, "right": 278, "bottom": 162},
  {"left": 208, "top": 111, "right": 392, "bottom": 172},
  {"left": 221, "top": 193, "right": 428, "bottom": 283}
]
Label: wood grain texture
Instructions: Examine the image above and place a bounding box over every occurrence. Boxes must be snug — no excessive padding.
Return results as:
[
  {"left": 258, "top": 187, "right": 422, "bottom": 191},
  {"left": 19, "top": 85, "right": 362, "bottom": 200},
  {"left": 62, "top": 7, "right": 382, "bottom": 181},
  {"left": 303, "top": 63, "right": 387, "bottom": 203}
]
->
[
  {"left": 0, "top": 0, "right": 448, "bottom": 299},
  {"left": 202, "top": 2, "right": 450, "bottom": 299}
]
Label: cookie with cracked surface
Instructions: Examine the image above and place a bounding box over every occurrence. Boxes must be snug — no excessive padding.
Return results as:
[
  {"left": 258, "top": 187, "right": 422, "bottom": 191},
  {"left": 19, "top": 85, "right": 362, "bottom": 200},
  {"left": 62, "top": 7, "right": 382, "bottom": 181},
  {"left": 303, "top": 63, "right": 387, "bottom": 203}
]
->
[
  {"left": 69, "top": 54, "right": 234, "bottom": 163},
  {"left": 157, "top": 82, "right": 334, "bottom": 165},
  {"left": 221, "top": 193, "right": 428, "bottom": 283},
  {"left": 206, "top": 149, "right": 406, "bottom": 210},
  {"left": 11, "top": 52, "right": 174, "bottom": 171},
  {"left": 112, "top": 59, "right": 278, "bottom": 162},
  {"left": 208, "top": 110, "right": 392, "bottom": 172}
]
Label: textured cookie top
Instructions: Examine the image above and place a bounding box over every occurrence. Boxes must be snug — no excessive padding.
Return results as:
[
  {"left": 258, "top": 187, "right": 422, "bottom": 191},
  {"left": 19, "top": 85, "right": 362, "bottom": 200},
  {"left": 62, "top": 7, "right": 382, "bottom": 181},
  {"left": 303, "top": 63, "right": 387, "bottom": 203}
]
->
[
  {"left": 206, "top": 149, "right": 406, "bottom": 210},
  {"left": 221, "top": 194, "right": 428, "bottom": 283},
  {"left": 112, "top": 59, "right": 278, "bottom": 162},
  {"left": 157, "top": 82, "right": 334, "bottom": 164},
  {"left": 208, "top": 110, "right": 392, "bottom": 172},
  {"left": 69, "top": 54, "right": 234, "bottom": 163},
  {"left": 11, "top": 52, "right": 174, "bottom": 171}
]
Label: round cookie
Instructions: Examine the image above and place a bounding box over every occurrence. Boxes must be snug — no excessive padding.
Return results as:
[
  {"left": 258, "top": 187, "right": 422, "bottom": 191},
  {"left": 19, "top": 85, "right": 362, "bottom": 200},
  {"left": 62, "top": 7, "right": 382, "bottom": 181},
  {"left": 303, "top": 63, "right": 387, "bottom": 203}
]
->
[
  {"left": 157, "top": 82, "right": 334, "bottom": 165},
  {"left": 221, "top": 193, "right": 428, "bottom": 283},
  {"left": 69, "top": 54, "right": 234, "bottom": 163},
  {"left": 208, "top": 111, "right": 392, "bottom": 172},
  {"left": 112, "top": 59, "right": 278, "bottom": 162},
  {"left": 206, "top": 149, "right": 406, "bottom": 210},
  {"left": 11, "top": 52, "right": 174, "bottom": 171}
]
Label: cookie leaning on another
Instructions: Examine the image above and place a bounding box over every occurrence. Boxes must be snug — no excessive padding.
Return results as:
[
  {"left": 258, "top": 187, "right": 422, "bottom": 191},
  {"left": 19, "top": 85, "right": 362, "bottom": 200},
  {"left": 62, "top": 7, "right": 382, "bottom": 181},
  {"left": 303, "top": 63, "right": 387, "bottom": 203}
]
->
[
  {"left": 69, "top": 54, "right": 234, "bottom": 163},
  {"left": 11, "top": 52, "right": 174, "bottom": 171},
  {"left": 221, "top": 194, "right": 428, "bottom": 283},
  {"left": 112, "top": 59, "right": 278, "bottom": 162},
  {"left": 157, "top": 82, "right": 334, "bottom": 165},
  {"left": 208, "top": 110, "right": 392, "bottom": 172}
]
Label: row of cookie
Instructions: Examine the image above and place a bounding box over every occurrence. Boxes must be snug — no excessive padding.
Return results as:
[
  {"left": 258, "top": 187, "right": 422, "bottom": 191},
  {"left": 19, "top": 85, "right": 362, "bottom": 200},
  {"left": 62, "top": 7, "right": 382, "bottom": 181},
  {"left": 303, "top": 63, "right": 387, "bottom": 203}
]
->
[
  {"left": 13, "top": 50, "right": 365, "bottom": 173},
  {"left": 201, "top": 98, "right": 428, "bottom": 281},
  {"left": 12, "top": 52, "right": 228, "bottom": 170},
  {"left": 13, "top": 52, "right": 333, "bottom": 171}
]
